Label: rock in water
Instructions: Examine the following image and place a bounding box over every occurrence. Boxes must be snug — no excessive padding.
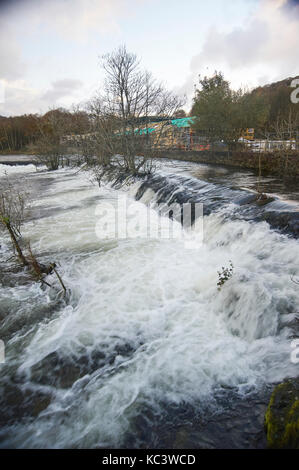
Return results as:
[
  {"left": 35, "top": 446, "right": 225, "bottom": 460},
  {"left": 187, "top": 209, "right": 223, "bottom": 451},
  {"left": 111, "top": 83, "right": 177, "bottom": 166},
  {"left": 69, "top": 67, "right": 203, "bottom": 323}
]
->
[{"left": 265, "top": 379, "right": 299, "bottom": 448}]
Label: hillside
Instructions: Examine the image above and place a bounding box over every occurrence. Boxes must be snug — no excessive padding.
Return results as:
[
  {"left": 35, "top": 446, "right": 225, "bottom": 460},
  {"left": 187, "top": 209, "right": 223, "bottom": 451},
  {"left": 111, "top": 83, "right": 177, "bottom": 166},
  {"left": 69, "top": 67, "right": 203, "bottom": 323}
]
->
[{"left": 252, "top": 75, "right": 299, "bottom": 130}]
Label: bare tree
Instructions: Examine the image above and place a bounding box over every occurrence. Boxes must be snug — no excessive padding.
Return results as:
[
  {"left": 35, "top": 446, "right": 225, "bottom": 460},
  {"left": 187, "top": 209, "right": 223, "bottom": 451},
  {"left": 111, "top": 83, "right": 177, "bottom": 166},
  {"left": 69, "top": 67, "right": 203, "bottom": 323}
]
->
[
  {"left": 31, "top": 108, "right": 72, "bottom": 170},
  {"left": 86, "top": 45, "right": 184, "bottom": 176},
  {"left": 0, "top": 174, "right": 29, "bottom": 266},
  {"left": 0, "top": 173, "right": 67, "bottom": 294},
  {"left": 272, "top": 108, "right": 299, "bottom": 141}
]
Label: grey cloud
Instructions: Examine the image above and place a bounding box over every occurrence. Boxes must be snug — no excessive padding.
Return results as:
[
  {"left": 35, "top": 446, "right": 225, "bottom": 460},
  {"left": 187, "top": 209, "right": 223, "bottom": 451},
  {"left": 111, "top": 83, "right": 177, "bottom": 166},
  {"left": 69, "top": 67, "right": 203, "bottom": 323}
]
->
[
  {"left": 50, "top": 79, "right": 83, "bottom": 92},
  {"left": 10, "top": 0, "right": 128, "bottom": 41},
  {"left": 282, "top": 0, "right": 299, "bottom": 10},
  {"left": 0, "top": 18, "right": 26, "bottom": 81},
  {"left": 42, "top": 79, "right": 83, "bottom": 102},
  {"left": 180, "top": 0, "right": 299, "bottom": 101},
  {"left": 0, "top": 84, "right": 44, "bottom": 116},
  {"left": 190, "top": 20, "right": 268, "bottom": 72},
  {"left": 0, "top": 79, "right": 84, "bottom": 116},
  {"left": 0, "top": 42, "right": 25, "bottom": 80},
  {"left": 0, "top": 0, "right": 23, "bottom": 12},
  {"left": 0, "top": 0, "right": 140, "bottom": 115},
  {"left": 280, "top": 1, "right": 299, "bottom": 18}
]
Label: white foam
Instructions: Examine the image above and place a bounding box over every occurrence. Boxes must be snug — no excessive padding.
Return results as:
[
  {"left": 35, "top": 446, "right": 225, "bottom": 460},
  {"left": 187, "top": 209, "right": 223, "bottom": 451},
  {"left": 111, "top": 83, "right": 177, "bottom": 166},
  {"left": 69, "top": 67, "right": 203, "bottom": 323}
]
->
[
  {"left": 0, "top": 163, "right": 37, "bottom": 177},
  {"left": 1, "top": 166, "right": 299, "bottom": 448}
]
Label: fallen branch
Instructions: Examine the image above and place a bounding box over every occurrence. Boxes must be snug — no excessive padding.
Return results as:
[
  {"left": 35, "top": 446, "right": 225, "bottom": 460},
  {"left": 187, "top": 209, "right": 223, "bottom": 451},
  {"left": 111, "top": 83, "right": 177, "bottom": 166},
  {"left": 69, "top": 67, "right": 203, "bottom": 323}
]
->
[
  {"left": 48, "top": 262, "right": 67, "bottom": 295},
  {"left": 27, "top": 244, "right": 67, "bottom": 295}
]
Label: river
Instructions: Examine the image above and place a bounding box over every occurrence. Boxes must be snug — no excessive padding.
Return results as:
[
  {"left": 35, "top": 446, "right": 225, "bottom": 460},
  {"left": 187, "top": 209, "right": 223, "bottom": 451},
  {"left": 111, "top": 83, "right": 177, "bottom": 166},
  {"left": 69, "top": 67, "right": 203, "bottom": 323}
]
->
[{"left": 0, "top": 159, "right": 298, "bottom": 448}]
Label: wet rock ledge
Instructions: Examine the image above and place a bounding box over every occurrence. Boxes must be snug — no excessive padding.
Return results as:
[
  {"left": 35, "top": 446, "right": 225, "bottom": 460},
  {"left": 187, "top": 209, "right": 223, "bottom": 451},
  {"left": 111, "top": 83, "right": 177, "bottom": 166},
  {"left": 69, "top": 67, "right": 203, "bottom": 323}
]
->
[{"left": 265, "top": 378, "right": 299, "bottom": 448}]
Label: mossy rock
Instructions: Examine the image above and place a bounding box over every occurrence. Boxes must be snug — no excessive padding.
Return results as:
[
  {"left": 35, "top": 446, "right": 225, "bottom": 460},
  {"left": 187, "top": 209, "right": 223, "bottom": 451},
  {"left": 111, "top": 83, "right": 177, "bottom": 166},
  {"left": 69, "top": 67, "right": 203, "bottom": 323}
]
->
[{"left": 265, "top": 379, "right": 299, "bottom": 449}]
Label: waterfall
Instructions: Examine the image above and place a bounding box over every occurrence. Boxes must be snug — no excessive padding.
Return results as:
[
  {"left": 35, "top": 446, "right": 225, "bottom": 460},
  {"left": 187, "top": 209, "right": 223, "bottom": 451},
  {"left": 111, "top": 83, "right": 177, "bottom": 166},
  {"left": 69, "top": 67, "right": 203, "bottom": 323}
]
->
[{"left": 0, "top": 163, "right": 298, "bottom": 448}]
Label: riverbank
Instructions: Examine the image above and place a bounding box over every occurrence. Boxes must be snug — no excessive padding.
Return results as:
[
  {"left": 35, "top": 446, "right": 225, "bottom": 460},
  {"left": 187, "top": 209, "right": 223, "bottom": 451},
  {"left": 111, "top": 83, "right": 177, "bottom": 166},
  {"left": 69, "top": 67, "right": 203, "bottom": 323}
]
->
[
  {"left": 0, "top": 149, "right": 35, "bottom": 154},
  {"left": 2, "top": 147, "right": 299, "bottom": 181},
  {"left": 156, "top": 149, "right": 299, "bottom": 180},
  {"left": 0, "top": 154, "right": 38, "bottom": 165},
  {"left": 61, "top": 146, "right": 299, "bottom": 181}
]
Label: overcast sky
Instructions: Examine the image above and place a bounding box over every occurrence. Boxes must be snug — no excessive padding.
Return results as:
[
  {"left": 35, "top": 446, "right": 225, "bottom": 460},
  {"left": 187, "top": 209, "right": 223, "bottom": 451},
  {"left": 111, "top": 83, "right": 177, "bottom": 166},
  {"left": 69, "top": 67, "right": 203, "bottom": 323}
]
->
[{"left": 0, "top": 0, "right": 298, "bottom": 116}]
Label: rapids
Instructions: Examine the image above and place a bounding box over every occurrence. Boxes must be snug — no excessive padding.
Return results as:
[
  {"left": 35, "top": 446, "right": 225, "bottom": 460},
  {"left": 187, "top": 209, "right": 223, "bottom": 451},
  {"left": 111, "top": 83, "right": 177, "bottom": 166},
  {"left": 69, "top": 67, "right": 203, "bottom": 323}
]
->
[{"left": 0, "top": 160, "right": 298, "bottom": 448}]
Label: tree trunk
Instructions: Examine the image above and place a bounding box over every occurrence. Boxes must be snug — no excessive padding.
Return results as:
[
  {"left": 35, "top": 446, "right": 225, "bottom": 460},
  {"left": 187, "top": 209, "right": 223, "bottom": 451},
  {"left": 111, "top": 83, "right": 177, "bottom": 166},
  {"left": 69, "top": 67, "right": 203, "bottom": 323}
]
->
[{"left": 5, "top": 222, "right": 28, "bottom": 266}]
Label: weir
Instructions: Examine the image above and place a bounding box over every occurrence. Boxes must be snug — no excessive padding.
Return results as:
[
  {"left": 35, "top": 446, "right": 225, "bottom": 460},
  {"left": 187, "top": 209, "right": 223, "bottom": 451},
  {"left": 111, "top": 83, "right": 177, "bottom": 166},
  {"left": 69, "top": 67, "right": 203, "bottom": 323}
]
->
[{"left": 0, "top": 162, "right": 298, "bottom": 448}]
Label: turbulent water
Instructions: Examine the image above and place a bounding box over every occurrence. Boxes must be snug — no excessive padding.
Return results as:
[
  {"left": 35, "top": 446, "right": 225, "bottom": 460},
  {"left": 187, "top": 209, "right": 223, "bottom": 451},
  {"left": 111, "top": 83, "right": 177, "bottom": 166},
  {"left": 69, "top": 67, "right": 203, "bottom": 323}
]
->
[{"left": 0, "top": 160, "right": 298, "bottom": 449}]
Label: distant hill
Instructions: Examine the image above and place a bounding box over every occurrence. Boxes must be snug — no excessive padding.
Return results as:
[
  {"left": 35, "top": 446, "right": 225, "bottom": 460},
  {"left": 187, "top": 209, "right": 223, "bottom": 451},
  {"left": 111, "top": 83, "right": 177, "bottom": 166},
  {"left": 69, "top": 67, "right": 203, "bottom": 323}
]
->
[
  {"left": 251, "top": 75, "right": 299, "bottom": 129},
  {"left": 254, "top": 76, "right": 299, "bottom": 91}
]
